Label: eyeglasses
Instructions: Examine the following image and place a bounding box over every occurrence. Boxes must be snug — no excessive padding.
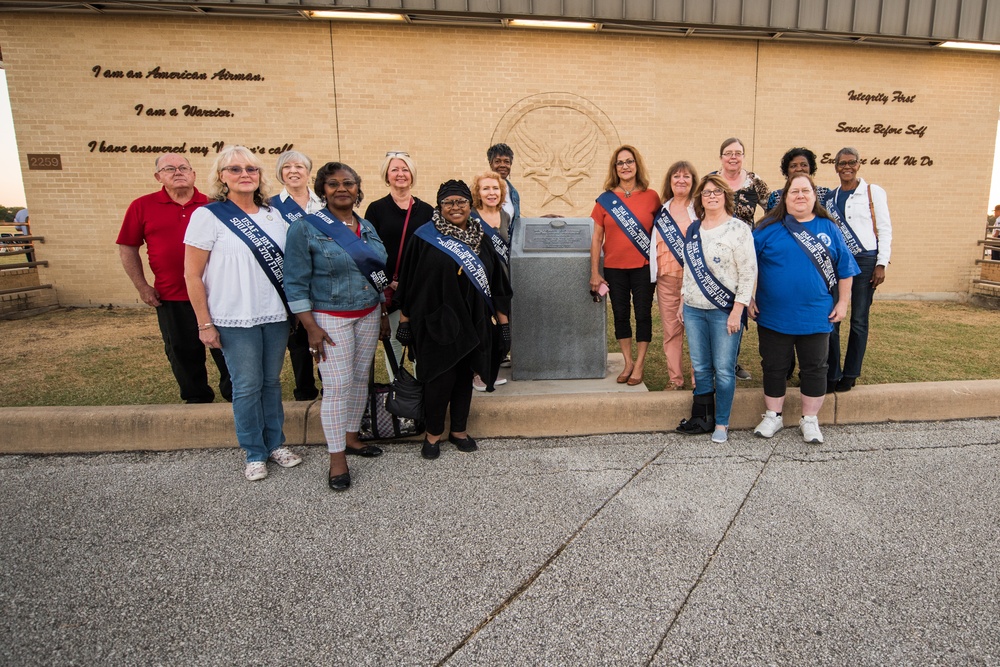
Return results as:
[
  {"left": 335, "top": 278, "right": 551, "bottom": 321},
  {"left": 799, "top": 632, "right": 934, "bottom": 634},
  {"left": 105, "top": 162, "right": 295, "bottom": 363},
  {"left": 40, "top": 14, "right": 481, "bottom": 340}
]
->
[
  {"left": 836, "top": 160, "right": 860, "bottom": 168},
  {"left": 221, "top": 166, "right": 260, "bottom": 176},
  {"left": 787, "top": 188, "right": 813, "bottom": 197},
  {"left": 721, "top": 151, "right": 744, "bottom": 158},
  {"left": 325, "top": 180, "right": 358, "bottom": 189},
  {"left": 441, "top": 199, "right": 470, "bottom": 208},
  {"left": 385, "top": 151, "right": 410, "bottom": 158},
  {"left": 701, "top": 189, "right": 725, "bottom": 199},
  {"left": 158, "top": 166, "right": 193, "bottom": 175},
  {"left": 615, "top": 158, "right": 636, "bottom": 168}
]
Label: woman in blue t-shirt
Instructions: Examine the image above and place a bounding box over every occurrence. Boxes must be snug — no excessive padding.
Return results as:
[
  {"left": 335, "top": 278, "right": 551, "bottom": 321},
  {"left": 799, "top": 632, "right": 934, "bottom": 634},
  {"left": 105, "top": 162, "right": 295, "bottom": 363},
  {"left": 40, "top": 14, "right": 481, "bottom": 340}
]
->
[{"left": 749, "top": 174, "right": 859, "bottom": 445}]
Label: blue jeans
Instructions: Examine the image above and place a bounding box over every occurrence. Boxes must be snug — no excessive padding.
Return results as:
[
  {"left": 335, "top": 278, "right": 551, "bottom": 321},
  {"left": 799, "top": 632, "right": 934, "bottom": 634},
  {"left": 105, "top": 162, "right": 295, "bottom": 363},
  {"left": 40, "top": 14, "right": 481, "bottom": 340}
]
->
[
  {"left": 829, "top": 253, "right": 877, "bottom": 381},
  {"left": 684, "top": 305, "right": 741, "bottom": 427},
  {"left": 217, "top": 320, "right": 290, "bottom": 462}
]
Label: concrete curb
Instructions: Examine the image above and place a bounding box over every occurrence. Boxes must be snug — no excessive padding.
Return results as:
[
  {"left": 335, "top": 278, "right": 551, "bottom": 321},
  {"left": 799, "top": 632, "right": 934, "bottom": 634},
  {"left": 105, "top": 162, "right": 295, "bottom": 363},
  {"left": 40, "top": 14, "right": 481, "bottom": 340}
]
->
[{"left": 1, "top": 379, "right": 998, "bottom": 455}]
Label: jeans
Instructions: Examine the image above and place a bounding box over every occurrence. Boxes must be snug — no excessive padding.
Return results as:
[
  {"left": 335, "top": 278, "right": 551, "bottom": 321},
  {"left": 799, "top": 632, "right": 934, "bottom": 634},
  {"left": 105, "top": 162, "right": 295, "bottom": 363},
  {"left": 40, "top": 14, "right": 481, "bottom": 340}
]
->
[
  {"left": 217, "top": 320, "right": 290, "bottom": 462},
  {"left": 683, "top": 305, "right": 741, "bottom": 427},
  {"left": 155, "top": 300, "right": 232, "bottom": 403},
  {"left": 829, "top": 253, "right": 877, "bottom": 382}
]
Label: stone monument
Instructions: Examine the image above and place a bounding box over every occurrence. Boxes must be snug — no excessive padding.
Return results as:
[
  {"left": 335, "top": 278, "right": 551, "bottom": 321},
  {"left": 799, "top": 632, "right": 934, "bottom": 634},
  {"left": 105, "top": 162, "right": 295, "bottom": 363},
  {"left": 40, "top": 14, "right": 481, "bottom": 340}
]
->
[{"left": 509, "top": 217, "right": 607, "bottom": 380}]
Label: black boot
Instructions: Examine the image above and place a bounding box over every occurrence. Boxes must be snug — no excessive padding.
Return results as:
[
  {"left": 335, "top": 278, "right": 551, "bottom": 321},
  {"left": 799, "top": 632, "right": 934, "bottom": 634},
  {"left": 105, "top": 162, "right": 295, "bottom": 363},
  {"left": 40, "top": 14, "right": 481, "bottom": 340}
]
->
[{"left": 676, "top": 393, "right": 716, "bottom": 435}]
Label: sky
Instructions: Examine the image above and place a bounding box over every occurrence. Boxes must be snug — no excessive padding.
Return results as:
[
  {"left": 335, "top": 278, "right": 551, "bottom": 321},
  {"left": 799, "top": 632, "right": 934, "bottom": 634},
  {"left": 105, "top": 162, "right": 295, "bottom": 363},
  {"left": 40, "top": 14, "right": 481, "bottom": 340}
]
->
[
  {"left": 1, "top": 70, "right": 26, "bottom": 207},
  {"left": 1, "top": 69, "right": 999, "bottom": 212}
]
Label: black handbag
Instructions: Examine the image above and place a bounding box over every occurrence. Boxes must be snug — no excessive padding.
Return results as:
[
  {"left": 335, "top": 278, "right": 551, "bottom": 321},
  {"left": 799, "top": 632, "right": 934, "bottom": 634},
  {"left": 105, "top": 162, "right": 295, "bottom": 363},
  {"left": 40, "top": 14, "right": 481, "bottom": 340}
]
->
[
  {"left": 384, "top": 341, "right": 424, "bottom": 421},
  {"left": 359, "top": 340, "right": 424, "bottom": 441}
]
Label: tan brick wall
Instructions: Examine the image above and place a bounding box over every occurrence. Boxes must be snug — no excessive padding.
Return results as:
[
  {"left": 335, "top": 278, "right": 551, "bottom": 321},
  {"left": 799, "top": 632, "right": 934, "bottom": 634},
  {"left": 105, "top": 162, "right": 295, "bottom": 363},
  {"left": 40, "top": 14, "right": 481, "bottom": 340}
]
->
[{"left": 1, "top": 15, "right": 998, "bottom": 304}]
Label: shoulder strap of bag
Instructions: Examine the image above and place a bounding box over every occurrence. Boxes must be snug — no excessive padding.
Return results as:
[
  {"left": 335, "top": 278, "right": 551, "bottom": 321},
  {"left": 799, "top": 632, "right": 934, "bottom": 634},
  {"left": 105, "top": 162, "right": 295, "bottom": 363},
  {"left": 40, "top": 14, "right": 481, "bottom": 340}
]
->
[
  {"left": 867, "top": 184, "right": 878, "bottom": 240},
  {"left": 394, "top": 199, "right": 413, "bottom": 282}
]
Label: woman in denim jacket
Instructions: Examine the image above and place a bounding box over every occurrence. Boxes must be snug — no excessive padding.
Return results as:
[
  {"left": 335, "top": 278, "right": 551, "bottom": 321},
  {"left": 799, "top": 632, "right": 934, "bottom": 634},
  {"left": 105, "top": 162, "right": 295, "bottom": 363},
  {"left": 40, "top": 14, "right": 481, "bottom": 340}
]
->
[{"left": 283, "top": 162, "right": 389, "bottom": 491}]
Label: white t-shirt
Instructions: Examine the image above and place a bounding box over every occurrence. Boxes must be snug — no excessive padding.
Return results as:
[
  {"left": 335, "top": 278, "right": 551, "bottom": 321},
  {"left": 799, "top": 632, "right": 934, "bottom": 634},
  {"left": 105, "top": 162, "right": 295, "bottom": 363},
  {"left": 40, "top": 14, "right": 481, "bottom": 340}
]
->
[{"left": 184, "top": 204, "right": 288, "bottom": 328}]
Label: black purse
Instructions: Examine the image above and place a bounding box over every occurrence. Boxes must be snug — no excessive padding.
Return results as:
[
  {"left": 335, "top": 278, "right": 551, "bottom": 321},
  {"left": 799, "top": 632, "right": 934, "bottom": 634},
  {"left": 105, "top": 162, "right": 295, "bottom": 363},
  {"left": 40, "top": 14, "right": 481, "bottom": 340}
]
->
[
  {"left": 359, "top": 340, "right": 424, "bottom": 441},
  {"left": 384, "top": 340, "right": 424, "bottom": 421}
]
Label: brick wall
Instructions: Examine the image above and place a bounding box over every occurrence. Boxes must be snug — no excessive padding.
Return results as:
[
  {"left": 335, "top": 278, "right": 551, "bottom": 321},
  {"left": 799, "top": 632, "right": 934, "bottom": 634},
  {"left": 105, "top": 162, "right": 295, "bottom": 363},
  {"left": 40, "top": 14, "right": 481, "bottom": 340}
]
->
[{"left": 1, "top": 15, "right": 998, "bottom": 304}]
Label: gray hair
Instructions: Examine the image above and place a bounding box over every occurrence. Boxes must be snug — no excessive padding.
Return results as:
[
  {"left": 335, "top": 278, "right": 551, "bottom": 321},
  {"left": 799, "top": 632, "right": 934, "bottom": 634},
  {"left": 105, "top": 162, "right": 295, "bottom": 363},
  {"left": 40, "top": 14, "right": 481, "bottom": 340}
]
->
[
  {"left": 154, "top": 153, "right": 191, "bottom": 170},
  {"left": 274, "top": 150, "right": 313, "bottom": 184},
  {"left": 835, "top": 147, "right": 860, "bottom": 163}
]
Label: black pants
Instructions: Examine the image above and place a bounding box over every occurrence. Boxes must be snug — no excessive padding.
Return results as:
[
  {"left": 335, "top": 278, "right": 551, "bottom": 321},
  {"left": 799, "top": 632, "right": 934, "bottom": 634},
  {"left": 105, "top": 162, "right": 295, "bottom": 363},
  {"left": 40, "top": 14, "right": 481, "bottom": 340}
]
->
[
  {"left": 604, "top": 266, "right": 655, "bottom": 342},
  {"left": 423, "top": 353, "right": 475, "bottom": 436},
  {"left": 156, "top": 300, "right": 231, "bottom": 403},
  {"left": 757, "top": 325, "right": 828, "bottom": 398},
  {"left": 287, "top": 323, "right": 319, "bottom": 400}
]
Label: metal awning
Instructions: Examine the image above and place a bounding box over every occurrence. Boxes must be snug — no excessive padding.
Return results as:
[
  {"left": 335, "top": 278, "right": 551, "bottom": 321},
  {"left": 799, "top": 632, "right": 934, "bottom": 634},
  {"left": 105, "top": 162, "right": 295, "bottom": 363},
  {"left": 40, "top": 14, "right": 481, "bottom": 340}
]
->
[{"left": 2, "top": 0, "right": 1000, "bottom": 49}]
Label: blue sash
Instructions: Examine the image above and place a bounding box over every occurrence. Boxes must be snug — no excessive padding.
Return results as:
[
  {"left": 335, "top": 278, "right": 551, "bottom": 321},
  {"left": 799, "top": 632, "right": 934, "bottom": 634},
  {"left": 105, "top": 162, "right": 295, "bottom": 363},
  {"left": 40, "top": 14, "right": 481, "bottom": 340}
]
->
[
  {"left": 303, "top": 209, "right": 389, "bottom": 292},
  {"left": 824, "top": 189, "right": 865, "bottom": 256},
  {"left": 652, "top": 206, "right": 686, "bottom": 266},
  {"left": 413, "top": 222, "right": 495, "bottom": 315},
  {"left": 204, "top": 200, "right": 287, "bottom": 309},
  {"left": 781, "top": 215, "right": 837, "bottom": 292},
  {"left": 680, "top": 220, "right": 735, "bottom": 312},
  {"left": 470, "top": 212, "right": 510, "bottom": 265},
  {"left": 596, "top": 191, "right": 651, "bottom": 257},
  {"left": 270, "top": 194, "right": 307, "bottom": 225}
]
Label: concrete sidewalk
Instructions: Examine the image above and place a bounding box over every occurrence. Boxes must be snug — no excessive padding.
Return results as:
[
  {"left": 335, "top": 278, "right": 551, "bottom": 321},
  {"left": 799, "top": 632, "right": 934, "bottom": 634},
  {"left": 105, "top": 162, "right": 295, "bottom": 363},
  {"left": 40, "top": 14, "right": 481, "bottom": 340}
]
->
[{"left": 2, "top": 419, "right": 998, "bottom": 665}]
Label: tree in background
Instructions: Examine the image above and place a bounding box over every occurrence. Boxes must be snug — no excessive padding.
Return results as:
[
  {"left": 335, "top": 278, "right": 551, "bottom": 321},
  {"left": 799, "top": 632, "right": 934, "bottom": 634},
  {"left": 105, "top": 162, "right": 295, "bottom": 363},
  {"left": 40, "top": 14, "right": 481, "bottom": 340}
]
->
[{"left": 0, "top": 206, "right": 25, "bottom": 223}]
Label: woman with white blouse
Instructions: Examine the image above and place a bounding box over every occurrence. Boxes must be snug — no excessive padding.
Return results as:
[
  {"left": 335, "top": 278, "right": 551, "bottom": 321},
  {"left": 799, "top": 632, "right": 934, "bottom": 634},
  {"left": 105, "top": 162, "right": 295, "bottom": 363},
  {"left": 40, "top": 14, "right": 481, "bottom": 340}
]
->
[
  {"left": 675, "top": 174, "right": 757, "bottom": 443},
  {"left": 184, "top": 146, "right": 300, "bottom": 482}
]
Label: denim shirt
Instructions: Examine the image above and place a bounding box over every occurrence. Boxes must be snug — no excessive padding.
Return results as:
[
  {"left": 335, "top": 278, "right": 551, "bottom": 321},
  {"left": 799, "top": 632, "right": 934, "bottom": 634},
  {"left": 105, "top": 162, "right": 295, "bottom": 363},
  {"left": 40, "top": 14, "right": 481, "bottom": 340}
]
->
[{"left": 283, "top": 213, "right": 388, "bottom": 314}]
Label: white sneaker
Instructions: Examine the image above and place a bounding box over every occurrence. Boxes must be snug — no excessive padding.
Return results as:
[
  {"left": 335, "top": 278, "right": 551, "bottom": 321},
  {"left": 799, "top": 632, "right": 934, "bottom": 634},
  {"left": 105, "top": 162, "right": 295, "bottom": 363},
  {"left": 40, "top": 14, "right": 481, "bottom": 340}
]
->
[
  {"left": 494, "top": 378, "right": 507, "bottom": 387},
  {"left": 268, "top": 447, "right": 302, "bottom": 468},
  {"left": 473, "top": 375, "right": 487, "bottom": 392},
  {"left": 711, "top": 426, "right": 728, "bottom": 443},
  {"left": 754, "top": 411, "right": 784, "bottom": 438},
  {"left": 245, "top": 461, "right": 268, "bottom": 481},
  {"left": 799, "top": 416, "right": 824, "bottom": 444}
]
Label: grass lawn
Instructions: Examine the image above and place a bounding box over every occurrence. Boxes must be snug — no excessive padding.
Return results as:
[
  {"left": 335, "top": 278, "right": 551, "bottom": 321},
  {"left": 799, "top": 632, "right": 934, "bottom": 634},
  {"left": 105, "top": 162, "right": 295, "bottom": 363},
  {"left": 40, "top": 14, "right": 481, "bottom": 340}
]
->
[{"left": 0, "top": 301, "right": 997, "bottom": 407}]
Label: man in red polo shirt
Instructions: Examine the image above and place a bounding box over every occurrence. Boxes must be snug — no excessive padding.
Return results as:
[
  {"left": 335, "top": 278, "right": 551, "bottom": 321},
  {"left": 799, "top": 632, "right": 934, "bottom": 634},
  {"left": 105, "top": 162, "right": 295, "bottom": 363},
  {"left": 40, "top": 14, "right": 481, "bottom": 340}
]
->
[{"left": 117, "top": 153, "right": 231, "bottom": 403}]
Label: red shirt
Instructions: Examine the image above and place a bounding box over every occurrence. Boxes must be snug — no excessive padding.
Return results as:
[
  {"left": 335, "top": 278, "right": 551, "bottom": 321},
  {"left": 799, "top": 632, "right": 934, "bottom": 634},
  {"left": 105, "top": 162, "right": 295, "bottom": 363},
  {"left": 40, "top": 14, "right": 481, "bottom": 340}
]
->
[
  {"left": 116, "top": 187, "right": 208, "bottom": 301},
  {"left": 591, "top": 188, "right": 660, "bottom": 270}
]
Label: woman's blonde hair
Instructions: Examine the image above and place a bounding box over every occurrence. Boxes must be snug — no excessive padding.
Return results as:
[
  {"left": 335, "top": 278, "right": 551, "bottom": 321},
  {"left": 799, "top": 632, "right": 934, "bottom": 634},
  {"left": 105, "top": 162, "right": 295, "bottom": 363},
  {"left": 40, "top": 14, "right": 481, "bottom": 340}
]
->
[
  {"left": 471, "top": 171, "right": 507, "bottom": 211},
  {"left": 208, "top": 145, "right": 273, "bottom": 208},
  {"left": 379, "top": 152, "right": 417, "bottom": 187}
]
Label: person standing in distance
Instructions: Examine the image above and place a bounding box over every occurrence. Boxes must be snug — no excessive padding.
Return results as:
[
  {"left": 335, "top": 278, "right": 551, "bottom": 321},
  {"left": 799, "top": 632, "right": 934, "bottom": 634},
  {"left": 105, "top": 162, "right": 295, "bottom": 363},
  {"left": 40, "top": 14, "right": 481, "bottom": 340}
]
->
[
  {"left": 487, "top": 143, "right": 520, "bottom": 234},
  {"left": 823, "top": 147, "right": 893, "bottom": 393},
  {"left": 117, "top": 154, "right": 231, "bottom": 404}
]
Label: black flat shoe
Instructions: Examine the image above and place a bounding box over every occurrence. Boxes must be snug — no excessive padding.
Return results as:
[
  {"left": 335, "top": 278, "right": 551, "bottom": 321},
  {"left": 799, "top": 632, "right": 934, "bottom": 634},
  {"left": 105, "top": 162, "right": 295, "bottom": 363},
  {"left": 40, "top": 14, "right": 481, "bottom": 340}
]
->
[
  {"left": 448, "top": 434, "right": 478, "bottom": 452},
  {"left": 346, "top": 444, "right": 383, "bottom": 457},
  {"left": 328, "top": 471, "right": 351, "bottom": 491},
  {"left": 835, "top": 377, "right": 856, "bottom": 392},
  {"left": 676, "top": 417, "right": 715, "bottom": 435},
  {"left": 421, "top": 438, "right": 440, "bottom": 460}
]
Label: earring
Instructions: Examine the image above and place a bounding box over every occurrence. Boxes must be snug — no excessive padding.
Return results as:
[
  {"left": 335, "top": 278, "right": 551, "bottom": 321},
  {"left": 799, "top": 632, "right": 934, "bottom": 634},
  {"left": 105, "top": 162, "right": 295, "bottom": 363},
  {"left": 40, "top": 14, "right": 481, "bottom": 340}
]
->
[{"left": 221, "top": 183, "right": 229, "bottom": 195}]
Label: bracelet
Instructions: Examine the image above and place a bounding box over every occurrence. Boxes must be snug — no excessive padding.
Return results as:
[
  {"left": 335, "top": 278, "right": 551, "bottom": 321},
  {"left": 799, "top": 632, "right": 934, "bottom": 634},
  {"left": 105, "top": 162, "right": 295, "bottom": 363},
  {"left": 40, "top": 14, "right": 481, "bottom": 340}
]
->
[
  {"left": 381, "top": 312, "right": 388, "bottom": 318},
  {"left": 198, "top": 323, "right": 214, "bottom": 331}
]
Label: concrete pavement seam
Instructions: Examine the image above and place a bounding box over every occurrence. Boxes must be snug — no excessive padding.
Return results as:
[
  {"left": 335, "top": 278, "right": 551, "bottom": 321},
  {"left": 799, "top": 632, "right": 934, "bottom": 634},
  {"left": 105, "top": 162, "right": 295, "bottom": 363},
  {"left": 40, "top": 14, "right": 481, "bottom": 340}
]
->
[
  {"left": 645, "top": 440, "right": 779, "bottom": 667},
  {"left": 435, "top": 446, "right": 667, "bottom": 666}
]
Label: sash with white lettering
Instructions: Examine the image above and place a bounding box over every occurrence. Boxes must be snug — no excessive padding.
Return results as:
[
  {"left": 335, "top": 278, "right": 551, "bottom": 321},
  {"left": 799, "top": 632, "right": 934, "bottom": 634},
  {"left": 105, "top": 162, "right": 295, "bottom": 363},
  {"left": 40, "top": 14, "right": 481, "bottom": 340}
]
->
[
  {"left": 469, "top": 212, "right": 510, "bottom": 265},
  {"left": 270, "top": 194, "right": 307, "bottom": 225},
  {"left": 781, "top": 215, "right": 837, "bottom": 292},
  {"left": 652, "top": 206, "right": 686, "bottom": 266},
  {"left": 823, "top": 190, "right": 865, "bottom": 256},
  {"left": 680, "top": 221, "right": 736, "bottom": 312},
  {"left": 413, "top": 222, "right": 495, "bottom": 314},
  {"left": 303, "top": 209, "right": 389, "bottom": 292},
  {"left": 204, "top": 200, "right": 287, "bottom": 309},
  {"left": 596, "top": 191, "right": 651, "bottom": 257}
]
